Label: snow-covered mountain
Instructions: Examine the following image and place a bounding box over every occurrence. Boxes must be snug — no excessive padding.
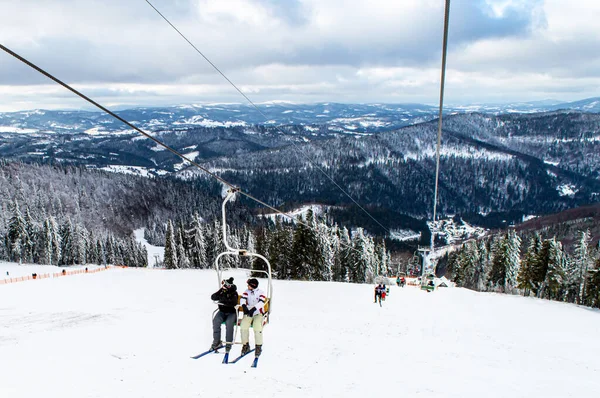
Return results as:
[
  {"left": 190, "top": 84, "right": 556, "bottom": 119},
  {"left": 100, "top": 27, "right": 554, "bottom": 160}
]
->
[
  {"left": 1, "top": 102, "right": 599, "bottom": 239},
  {"left": 1, "top": 98, "right": 599, "bottom": 136}
]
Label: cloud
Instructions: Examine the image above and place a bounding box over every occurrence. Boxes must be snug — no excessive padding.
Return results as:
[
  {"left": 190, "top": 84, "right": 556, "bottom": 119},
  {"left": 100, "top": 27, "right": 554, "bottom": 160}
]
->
[{"left": 0, "top": 0, "right": 599, "bottom": 110}]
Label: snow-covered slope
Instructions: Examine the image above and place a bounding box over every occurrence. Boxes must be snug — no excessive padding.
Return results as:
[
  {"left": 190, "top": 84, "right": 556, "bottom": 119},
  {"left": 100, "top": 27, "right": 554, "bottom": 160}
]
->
[{"left": 1, "top": 263, "right": 598, "bottom": 397}]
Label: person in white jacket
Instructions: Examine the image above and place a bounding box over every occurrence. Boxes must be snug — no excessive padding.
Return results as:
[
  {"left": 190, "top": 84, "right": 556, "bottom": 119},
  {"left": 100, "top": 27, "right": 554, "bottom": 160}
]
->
[{"left": 240, "top": 278, "right": 267, "bottom": 357}]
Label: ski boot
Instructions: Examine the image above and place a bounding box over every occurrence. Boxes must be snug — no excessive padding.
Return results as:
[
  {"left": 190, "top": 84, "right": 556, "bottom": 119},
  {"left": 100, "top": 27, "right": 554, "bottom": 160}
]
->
[
  {"left": 255, "top": 345, "right": 262, "bottom": 357},
  {"left": 210, "top": 340, "right": 222, "bottom": 351},
  {"left": 241, "top": 343, "right": 250, "bottom": 355},
  {"left": 225, "top": 343, "right": 232, "bottom": 353}
]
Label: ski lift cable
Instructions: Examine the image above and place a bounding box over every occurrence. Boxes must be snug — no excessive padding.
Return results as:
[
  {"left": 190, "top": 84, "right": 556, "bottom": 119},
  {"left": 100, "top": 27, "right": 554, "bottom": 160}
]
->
[
  {"left": 0, "top": 44, "right": 233, "bottom": 190},
  {"left": 431, "top": 0, "right": 451, "bottom": 252},
  {"left": 144, "top": 0, "right": 391, "bottom": 236},
  {"left": 0, "top": 43, "right": 367, "bottom": 256}
]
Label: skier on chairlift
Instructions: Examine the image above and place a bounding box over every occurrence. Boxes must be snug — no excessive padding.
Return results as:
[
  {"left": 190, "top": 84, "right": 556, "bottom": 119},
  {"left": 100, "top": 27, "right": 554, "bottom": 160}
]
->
[
  {"left": 210, "top": 277, "right": 238, "bottom": 353},
  {"left": 240, "top": 278, "right": 267, "bottom": 358}
]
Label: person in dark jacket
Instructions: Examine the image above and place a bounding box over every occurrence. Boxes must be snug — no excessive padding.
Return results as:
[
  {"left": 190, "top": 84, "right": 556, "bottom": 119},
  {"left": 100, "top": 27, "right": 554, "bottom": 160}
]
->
[{"left": 210, "top": 277, "right": 238, "bottom": 353}]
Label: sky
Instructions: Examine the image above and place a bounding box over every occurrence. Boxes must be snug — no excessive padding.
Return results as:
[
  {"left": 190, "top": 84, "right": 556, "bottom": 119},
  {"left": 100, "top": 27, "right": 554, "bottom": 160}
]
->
[
  {"left": 1, "top": 0, "right": 600, "bottom": 111},
  {"left": 2, "top": 262, "right": 600, "bottom": 398}
]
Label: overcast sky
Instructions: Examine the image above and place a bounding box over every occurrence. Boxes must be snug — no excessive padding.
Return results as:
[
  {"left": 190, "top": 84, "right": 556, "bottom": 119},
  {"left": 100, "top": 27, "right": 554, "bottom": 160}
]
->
[{"left": 1, "top": 0, "right": 599, "bottom": 111}]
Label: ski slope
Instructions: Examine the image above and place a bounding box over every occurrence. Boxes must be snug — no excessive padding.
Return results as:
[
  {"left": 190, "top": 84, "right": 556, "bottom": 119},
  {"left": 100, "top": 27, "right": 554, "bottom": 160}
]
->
[{"left": 1, "top": 263, "right": 599, "bottom": 398}]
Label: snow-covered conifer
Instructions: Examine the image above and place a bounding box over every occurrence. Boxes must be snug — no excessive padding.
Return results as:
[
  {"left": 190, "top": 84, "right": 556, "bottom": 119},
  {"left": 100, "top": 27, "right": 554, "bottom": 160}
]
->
[{"left": 164, "top": 220, "right": 178, "bottom": 269}]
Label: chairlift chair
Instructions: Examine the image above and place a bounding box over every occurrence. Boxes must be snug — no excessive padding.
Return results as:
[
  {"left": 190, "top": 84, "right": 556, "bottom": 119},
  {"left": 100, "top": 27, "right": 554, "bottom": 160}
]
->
[{"left": 213, "top": 188, "right": 273, "bottom": 349}]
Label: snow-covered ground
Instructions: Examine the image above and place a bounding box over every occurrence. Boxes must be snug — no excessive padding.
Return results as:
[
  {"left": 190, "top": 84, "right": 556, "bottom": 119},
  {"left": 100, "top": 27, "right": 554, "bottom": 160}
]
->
[
  {"left": 1, "top": 263, "right": 599, "bottom": 398},
  {"left": 133, "top": 228, "right": 164, "bottom": 268},
  {"left": 1, "top": 263, "right": 105, "bottom": 280}
]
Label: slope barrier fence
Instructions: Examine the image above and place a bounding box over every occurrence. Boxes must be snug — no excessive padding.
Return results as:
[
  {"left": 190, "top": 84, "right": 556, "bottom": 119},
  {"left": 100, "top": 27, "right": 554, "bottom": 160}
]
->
[{"left": 0, "top": 265, "right": 126, "bottom": 286}]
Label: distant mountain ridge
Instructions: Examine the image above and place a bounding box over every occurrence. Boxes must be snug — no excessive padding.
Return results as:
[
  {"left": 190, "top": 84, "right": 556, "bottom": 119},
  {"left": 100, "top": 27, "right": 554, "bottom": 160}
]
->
[{"left": 1, "top": 97, "right": 599, "bottom": 136}]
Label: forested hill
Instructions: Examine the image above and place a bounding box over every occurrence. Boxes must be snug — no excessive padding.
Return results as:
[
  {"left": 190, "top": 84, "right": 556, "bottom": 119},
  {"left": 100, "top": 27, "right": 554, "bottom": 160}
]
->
[
  {"left": 184, "top": 111, "right": 600, "bottom": 232},
  {"left": 0, "top": 161, "right": 251, "bottom": 239},
  {"left": 1, "top": 110, "right": 599, "bottom": 242}
]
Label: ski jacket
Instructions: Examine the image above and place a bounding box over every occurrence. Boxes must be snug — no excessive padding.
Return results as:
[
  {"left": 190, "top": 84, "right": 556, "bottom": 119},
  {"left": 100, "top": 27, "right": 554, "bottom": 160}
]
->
[
  {"left": 240, "top": 287, "right": 267, "bottom": 316},
  {"left": 375, "top": 285, "right": 385, "bottom": 295},
  {"left": 211, "top": 285, "right": 239, "bottom": 314}
]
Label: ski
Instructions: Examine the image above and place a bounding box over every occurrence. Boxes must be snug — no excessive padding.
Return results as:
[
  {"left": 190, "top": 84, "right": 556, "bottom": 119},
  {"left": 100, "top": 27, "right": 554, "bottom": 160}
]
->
[
  {"left": 229, "top": 349, "right": 255, "bottom": 364},
  {"left": 222, "top": 352, "right": 230, "bottom": 364},
  {"left": 191, "top": 346, "right": 223, "bottom": 359},
  {"left": 251, "top": 357, "right": 259, "bottom": 368}
]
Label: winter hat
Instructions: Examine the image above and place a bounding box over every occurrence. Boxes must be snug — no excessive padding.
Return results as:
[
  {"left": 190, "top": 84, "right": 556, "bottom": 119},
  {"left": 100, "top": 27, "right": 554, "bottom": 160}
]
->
[
  {"left": 247, "top": 278, "right": 259, "bottom": 289},
  {"left": 223, "top": 277, "right": 234, "bottom": 287}
]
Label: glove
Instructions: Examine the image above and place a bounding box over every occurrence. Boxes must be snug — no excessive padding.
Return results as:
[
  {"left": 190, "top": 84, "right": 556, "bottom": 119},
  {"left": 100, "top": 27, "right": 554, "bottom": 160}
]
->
[
  {"left": 247, "top": 307, "right": 256, "bottom": 317},
  {"left": 242, "top": 304, "right": 249, "bottom": 315}
]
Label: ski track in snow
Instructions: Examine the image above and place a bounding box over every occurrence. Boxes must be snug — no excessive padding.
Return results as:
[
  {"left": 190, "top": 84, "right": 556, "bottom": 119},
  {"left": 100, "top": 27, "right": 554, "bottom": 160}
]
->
[{"left": 0, "top": 265, "right": 599, "bottom": 397}]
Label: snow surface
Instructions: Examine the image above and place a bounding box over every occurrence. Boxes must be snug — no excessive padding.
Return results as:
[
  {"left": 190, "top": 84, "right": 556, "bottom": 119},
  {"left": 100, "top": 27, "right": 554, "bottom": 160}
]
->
[
  {"left": 97, "top": 165, "right": 153, "bottom": 177},
  {"left": 1, "top": 264, "right": 105, "bottom": 280},
  {"left": 388, "top": 229, "right": 421, "bottom": 241},
  {"left": 134, "top": 228, "right": 164, "bottom": 268},
  {"left": 557, "top": 184, "right": 578, "bottom": 197},
  {"left": 0, "top": 126, "right": 37, "bottom": 133},
  {"left": 1, "top": 262, "right": 599, "bottom": 398},
  {"left": 260, "top": 204, "right": 328, "bottom": 222}
]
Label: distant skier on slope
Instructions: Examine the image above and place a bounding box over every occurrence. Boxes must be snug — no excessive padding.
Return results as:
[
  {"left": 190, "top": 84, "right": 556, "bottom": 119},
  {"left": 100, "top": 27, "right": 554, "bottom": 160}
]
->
[
  {"left": 240, "top": 278, "right": 266, "bottom": 358},
  {"left": 374, "top": 283, "right": 385, "bottom": 304},
  {"left": 210, "top": 277, "right": 238, "bottom": 353}
]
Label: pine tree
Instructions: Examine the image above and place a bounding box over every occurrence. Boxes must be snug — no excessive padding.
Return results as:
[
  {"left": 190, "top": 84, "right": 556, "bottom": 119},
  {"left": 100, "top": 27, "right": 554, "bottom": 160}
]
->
[
  {"left": 533, "top": 239, "right": 551, "bottom": 297},
  {"left": 164, "top": 220, "right": 178, "bottom": 269},
  {"left": 268, "top": 221, "right": 293, "bottom": 279},
  {"left": 23, "top": 207, "right": 36, "bottom": 263},
  {"left": 315, "top": 221, "right": 334, "bottom": 281},
  {"left": 73, "top": 224, "right": 88, "bottom": 265},
  {"left": 42, "top": 218, "right": 53, "bottom": 265},
  {"left": 447, "top": 250, "right": 462, "bottom": 285},
  {"left": 7, "top": 200, "right": 28, "bottom": 263},
  {"left": 544, "top": 238, "right": 566, "bottom": 300},
  {"left": 289, "top": 212, "right": 320, "bottom": 280},
  {"left": 87, "top": 231, "right": 98, "bottom": 265},
  {"left": 60, "top": 219, "right": 74, "bottom": 265},
  {"left": 177, "top": 228, "right": 190, "bottom": 268},
  {"left": 348, "top": 228, "right": 372, "bottom": 283},
  {"left": 460, "top": 240, "right": 480, "bottom": 290},
  {"left": 189, "top": 213, "right": 208, "bottom": 268},
  {"left": 518, "top": 234, "right": 542, "bottom": 296},
  {"left": 573, "top": 230, "right": 592, "bottom": 304},
  {"left": 105, "top": 235, "right": 116, "bottom": 265},
  {"left": 584, "top": 258, "right": 600, "bottom": 308},
  {"left": 476, "top": 239, "right": 491, "bottom": 291},
  {"left": 96, "top": 238, "right": 105, "bottom": 265},
  {"left": 505, "top": 228, "right": 522, "bottom": 293},
  {"left": 336, "top": 227, "right": 352, "bottom": 282},
  {"left": 375, "top": 240, "right": 390, "bottom": 277},
  {"left": 488, "top": 235, "right": 508, "bottom": 291}
]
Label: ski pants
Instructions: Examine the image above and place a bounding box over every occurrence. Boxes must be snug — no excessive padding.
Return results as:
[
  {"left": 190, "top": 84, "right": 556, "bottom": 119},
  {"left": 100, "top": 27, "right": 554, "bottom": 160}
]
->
[
  {"left": 240, "top": 314, "right": 264, "bottom": 345},
  {"left": 212, "top": 311, "right": 236, "bottom": 345}
]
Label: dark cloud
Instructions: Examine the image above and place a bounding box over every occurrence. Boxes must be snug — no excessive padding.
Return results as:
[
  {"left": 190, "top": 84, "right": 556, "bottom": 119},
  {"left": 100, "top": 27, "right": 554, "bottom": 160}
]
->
[{"left": 450, "top": 1, "right": 545, "bottom": 44}]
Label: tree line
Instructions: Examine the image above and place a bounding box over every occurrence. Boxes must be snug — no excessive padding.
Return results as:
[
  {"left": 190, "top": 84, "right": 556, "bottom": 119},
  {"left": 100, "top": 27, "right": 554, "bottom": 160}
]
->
[
  {"left": 445, "top": 228, "right": 600, "bottom": 308},
  {"left": 1, "top": 200, "right": 147, "bottom": 267},
  {"left": 161, "top": 209, "right": 392, "bottom": 284}
]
